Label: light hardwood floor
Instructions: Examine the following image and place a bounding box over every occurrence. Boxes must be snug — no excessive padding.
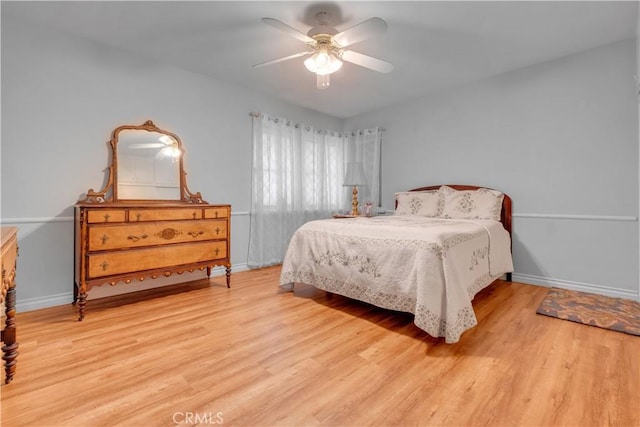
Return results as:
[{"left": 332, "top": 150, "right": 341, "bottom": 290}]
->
[{"left": 1, "top": 266, "right": 638, "bottom": 426}]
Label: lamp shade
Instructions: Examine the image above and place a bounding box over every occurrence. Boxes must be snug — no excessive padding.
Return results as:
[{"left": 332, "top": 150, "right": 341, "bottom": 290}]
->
[{"left": 343, "top": 162, "right": 367, "bottom": 186}]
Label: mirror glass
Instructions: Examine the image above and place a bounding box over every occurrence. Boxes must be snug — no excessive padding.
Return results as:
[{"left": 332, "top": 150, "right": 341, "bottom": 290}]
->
[{"left": 116, "top": 128, "right": 182, "bottom": 200}]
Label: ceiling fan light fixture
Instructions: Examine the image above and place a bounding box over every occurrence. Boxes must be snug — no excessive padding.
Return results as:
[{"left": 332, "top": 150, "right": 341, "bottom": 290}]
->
[
  {"left": 160, "top": 145, "right": 182, "bottom": 163},
  {"left": 256, "top": 13, "right": 392, "bottom": 90},
  {"left": 304, "top": 47, "right": 342, "bottom": 76},
  {"left": 316, "top": 73, "right": 331, "bottom": 90}
]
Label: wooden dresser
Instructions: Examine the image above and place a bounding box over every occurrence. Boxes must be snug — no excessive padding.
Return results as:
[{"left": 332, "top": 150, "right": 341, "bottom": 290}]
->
[
  {"left": 74, "top": 203, "right": 231, "bottom": 320},
  {"left": 75, "top": 120, "right": 232, "bottom": 320},
  {"left": 1, "top": 227, "right": 18, "bottom": 384}
]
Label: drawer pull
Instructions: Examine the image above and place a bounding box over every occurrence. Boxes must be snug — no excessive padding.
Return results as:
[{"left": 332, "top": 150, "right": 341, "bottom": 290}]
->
[
  {"left": 156, "top": 228, "right": 181, "bottom": 240},
  {"left": 192, "top": 212, "right": 197, "bottom": 220},
  {"left": 188, "top": 231, "right": 205, "bottom": 238},
  {"left": 127, "top": 234, "right": 149, "bottom": 242},
  {"left": 101, "top": 235, "right": 109, "bottom": 244},
  {"left": 215, "top": 227, "right": 221, "bottom": 235},
  {"left": 104, "top": 213, "right": 111, "bottom": 222},
  {"left": 135, "top": 213, "right": 142, "bottom": 221},
  {"left": 214, "top": 248, "right": 220, "bottom": 256},
  {"left": 101, "top": 261, "right": 109, "bottom": 271}
]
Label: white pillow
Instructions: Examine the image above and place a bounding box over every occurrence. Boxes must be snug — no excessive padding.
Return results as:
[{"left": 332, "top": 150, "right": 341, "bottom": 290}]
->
[
  {"left": 439, "top": 185, "right": 504, "bottom": 220},
  {"left": 395, "top": 191, "right": 443, "bottom": 217}
]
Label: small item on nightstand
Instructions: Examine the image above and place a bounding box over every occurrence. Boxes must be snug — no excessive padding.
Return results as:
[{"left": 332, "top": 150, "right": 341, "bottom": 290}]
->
[
  {"left": 363, "top": 202, "right": 372, "bottom": 217},
  {"left": 333, "top": 214, "right": 357, "bottom": 218}
]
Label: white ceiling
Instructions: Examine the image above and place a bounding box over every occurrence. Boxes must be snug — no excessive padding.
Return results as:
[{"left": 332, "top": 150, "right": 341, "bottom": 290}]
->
[{"left": 4, "top": 1, "right": 638, "bottom": 118}]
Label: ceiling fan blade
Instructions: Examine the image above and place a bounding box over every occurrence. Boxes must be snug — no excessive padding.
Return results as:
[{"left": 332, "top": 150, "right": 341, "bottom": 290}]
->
[
  {"left": 128, "top": 143, "right": 165, "bottom": 149},
  {"left": 341, "top": 50, "right": 394, "bottom": 73},
  {"left": 252, "top": 51, "right": 313, "bottom": 68},
  {"left": 261, "top": 18, "right": 315, "bottom": 44},
  {"left": 333, "top": 17, "right": 388, "bottom": 48}
]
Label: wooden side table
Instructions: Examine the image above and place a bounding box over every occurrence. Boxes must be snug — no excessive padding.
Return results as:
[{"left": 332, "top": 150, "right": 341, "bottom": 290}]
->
[{"left": 333, "top": 214, "right": 377, "bottom": 219}]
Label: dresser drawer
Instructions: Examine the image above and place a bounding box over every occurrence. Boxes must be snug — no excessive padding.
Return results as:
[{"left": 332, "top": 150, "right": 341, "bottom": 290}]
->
[
  {"left": 87, "top": 209, "right": 126, "bottom": 223},
  {"left": 204, "top": 207, "right": 229, "bottom": 219},
  {"left": 87, "top": 219, "right": 228, "bottom": 250},
  {"left": 129, "top": 208, "right": 202, "bottom": 222},
  {"left": 87, "top": 240, "right": 227, "bottom": 279}
]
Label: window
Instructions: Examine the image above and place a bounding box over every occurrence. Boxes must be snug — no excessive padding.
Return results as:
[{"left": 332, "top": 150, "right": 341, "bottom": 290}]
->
[{"left": 248, "top": 113, "right": 382, "bottom": 267}]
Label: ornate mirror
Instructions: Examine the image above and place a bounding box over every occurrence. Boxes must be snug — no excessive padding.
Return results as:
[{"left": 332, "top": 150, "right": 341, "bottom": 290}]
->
[{"left": 80, "top": 120, "right": 205, "bottom": 203}]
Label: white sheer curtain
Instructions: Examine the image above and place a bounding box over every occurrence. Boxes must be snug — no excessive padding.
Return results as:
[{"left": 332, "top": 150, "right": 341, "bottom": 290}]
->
[
  {"left": 248, "top": 113, "right": 346, "bottom": 268},
  {"left": 345, "top": 127, "right": 383, "bottom": 212}
]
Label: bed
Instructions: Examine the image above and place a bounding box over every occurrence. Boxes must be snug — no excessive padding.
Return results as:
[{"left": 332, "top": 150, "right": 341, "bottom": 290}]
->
[{"left": 279, "top": 185, "right": 514, "bottom": 343}]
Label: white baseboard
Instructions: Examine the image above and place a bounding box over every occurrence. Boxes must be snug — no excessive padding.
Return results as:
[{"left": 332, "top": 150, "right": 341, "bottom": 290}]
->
[
  {"left": 17, "top": 292, "right": 74, "bottom": 313},
  {"left": 512, "top": 273, "right": 639, "bottom": 301},
  {"left": 16, "top": 262, "right": 250, "bottom": 313}
]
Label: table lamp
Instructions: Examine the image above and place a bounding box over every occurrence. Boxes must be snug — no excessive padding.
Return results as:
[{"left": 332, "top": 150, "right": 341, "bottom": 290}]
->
[{"left": 343, "top": 162, "right": 367, "bottom": 216}]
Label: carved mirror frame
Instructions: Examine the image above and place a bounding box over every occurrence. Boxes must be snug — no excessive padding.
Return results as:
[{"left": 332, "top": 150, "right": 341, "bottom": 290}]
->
[{"left": 79, "top": 120, "right": 206, "bottom": 204}]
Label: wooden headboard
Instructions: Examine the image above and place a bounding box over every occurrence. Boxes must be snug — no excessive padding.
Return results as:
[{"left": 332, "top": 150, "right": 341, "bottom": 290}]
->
[{"left": 408, "top": 184, "right": 513, "bottom": 237}]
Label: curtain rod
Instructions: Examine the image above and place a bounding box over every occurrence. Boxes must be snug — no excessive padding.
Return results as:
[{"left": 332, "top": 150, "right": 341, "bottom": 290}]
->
[{"left": 249, "top": 112, "right": 385, "bottom": 132}]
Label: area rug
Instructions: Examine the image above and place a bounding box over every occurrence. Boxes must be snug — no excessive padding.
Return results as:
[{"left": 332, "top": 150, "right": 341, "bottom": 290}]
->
[{"left": 536, "top": 287, "right": 640, "bottom": 336}]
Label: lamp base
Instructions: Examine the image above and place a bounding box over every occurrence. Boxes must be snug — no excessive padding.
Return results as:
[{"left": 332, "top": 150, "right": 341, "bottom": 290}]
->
[{"left": 351, "top": 185, "right": 359, "bottom": 216}]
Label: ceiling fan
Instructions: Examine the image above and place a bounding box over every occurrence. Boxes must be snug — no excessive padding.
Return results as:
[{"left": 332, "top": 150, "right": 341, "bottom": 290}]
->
[
  {"left": 128, "top": 135, "right": 176, "bottom": 150},
  {"left": 253, "top": 11, "right": 394, "bottom": 89},
  {"left": 128, "top": 135, "right": 181, "bottom": 160}
]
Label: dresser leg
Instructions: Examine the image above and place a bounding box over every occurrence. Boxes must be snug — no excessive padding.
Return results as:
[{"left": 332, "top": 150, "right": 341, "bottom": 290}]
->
[
  {"left": 225, "top": 266, "right": 231, "bottom": 288},
  {"left": 206, "top": 266, "right": 211, "bottom": 278},
  {"left": 78, "top": 292, "right": 87, "bottom": 321},
  {"left": 2, "top": 286, "right": 18, "bottom": 384}
]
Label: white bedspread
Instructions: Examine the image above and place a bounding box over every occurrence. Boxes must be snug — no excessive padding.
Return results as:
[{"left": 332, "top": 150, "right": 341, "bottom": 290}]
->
[{"left": 279, "top": 215, "right": 514, "bottom": 343}]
